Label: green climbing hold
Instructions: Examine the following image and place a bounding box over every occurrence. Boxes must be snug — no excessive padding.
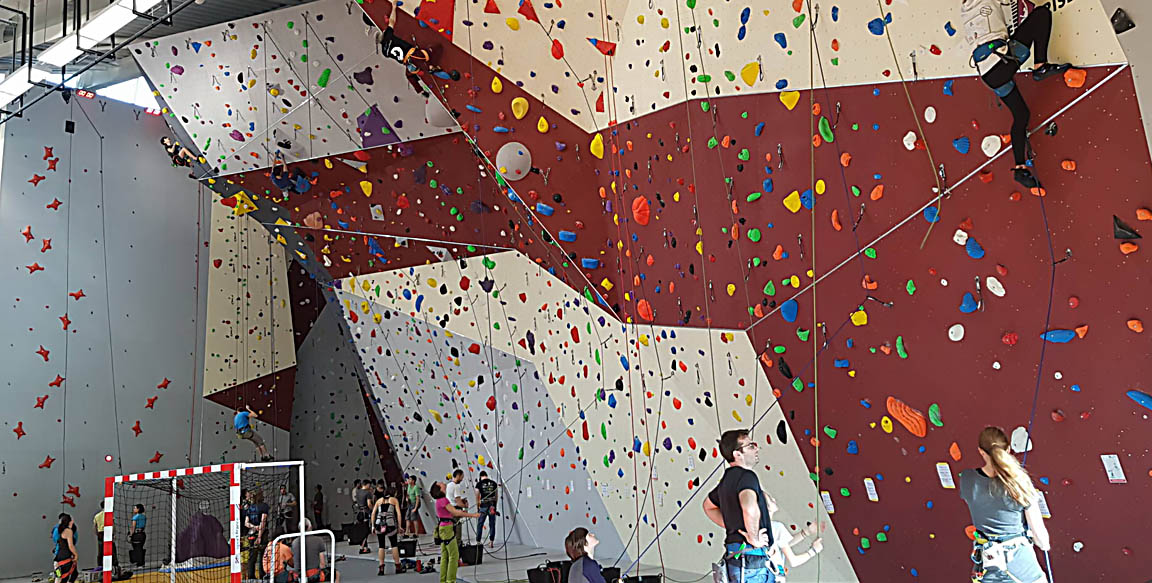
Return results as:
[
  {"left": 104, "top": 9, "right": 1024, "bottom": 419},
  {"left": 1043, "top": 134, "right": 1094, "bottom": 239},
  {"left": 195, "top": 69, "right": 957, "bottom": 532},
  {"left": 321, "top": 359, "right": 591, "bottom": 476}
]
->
[
  {"left": 701, "top": 101, "right": 710, "bottom": 112},
  {"left": 738, "top": 149, "right": 751, "bottom": 161},
  {"left": 869, "top": 347, "right": 877, "bottom": 354},
  {"left": 430, "top": 179, "right": 438, "bottom": 188},
  {"left": 286, "top": 21, "right": 295, "bottom": 29},
  {"left": 823, "top": 426, "right": 838, "bottom": 439},
  {"left": 748, "top": 228, "right": 762, "bottom": 242},
  {"left": 511, "top": 383, "right": 519, "bottom": 392},
  {"left": 583, "top": 287, "right": 594, "bottom": 303},
  {"left": 852, "top": 123, "right": 860, "bottom": 130},
  {"left": 896, "top": 335, "right": 908, "bottom": 359},
  {"left": 601, "top": 422, "right": 607, "bottom": 439},
  {"left": 603, "top": 455, "right": 611, "bottom": 468},
  {"left": 317, "top": 68, "right": 332, "bottom": 88},
  {"left": 809, "top": 472, "right": 819, "bottom": 482},
  {"left": 450, "top": 206, "right": 459, "bottom": 216},
  {"left": 467, "top": 245, "right": 477, "bottom": 252},
  {"left": 482, "top": 257, "right": 496, "bottom": 269},
  {"left": 686, "top": 0, "right": 696, "bottom": 7},
  {"left": 818, "top": 116, "right": 834, "bottom": 143},
  {"left": 747, "top": 192, "right": 762, "bottom": 202},
  {"left": 876, "top": 533, "right": 888, "bottom": 542},
  {"left": 792, "top": 377, "right": 804, "bottom": 392},
  {"left": 851, "top": 185, "right": 861, "bottom": 197},
  {"left": 764, "top": 280, "right": 776, "bottom": 296},
  {"left": 797, "top": 328, "right": 810, "bottom": 341},
  {"left": 831, "top": 57, "right": 839, "bottom": 66},
  {"left": 861, "top": 538, "right": 871, "bottom": 549},
  {"left": 708, "top": 137, "right": 719, "bottom": 149},
  {"left": 928, "top": 403, "right": 943, "bottom": 427},
  {"left": 741, "top": 111, "right": 749, "bottom": 118},
  {"left": 752, "top": 257, "right": 762, "bottom": 267},
  {"left": 773, "top": 345, "right": 786, "bottom": 354},
  {"left": 839, "top": 487, "right": 850, "bottom": 497},
  {"left": 595, "top": 348, "right": 601, "bottom": 365},
  {"left": 723, "top": 71, "right": 736, "bottom": 82},
  {"left": 864, "top": 247, "right": 877, "bottom": 259},
  {"left": 906, "top": 279, "right": 917, "bottom": 295},
  {"left": 300, "top": 53, "right": 308, "bottom": 63},
  {"left": 793, "top": 13, "right": 806, "bottom": 28},
  {"left": 697, "top": 74, "right": 712, "bottom": 83}
]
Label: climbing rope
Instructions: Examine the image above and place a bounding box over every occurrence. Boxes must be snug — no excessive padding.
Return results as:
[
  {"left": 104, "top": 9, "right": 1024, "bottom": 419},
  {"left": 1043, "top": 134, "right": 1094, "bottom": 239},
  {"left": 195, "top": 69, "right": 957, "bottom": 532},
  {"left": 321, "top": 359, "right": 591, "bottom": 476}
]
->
[{"left": 805, "top": 1, "right": 823, "bottom": 578}]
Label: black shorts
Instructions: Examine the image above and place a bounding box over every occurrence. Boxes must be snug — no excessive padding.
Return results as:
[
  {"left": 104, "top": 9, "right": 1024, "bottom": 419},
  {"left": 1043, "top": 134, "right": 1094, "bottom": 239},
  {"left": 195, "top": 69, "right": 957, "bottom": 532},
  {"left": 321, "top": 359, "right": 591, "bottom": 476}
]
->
[{"left": 378, "top": 531, "right": 398, "bottom": 548}]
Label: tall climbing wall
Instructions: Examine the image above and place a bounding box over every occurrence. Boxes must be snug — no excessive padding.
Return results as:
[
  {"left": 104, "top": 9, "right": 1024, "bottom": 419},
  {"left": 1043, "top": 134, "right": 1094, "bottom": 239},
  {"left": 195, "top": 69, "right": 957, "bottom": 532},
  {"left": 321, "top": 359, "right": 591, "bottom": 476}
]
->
[
  {"left": 0, "top": 94, "right": 288, "bottom": 577},
  {"left": 130, "top": 0, "right": 460, "bottom": 175}
]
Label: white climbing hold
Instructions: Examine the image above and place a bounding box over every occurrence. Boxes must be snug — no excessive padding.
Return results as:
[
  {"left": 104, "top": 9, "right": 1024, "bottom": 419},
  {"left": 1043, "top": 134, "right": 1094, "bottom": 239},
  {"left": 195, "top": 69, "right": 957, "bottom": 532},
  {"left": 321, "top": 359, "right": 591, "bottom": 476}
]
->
[
  {"left": 1010, "top": 426, "right": 1033, "bottom": 453},
  {"left": 1054, "top": 371, "right": 1063, "bottom": 380},
  {"left": 953, "top": 229, "right": 969, "bottom": 245},
  {"left": 981, "top": 135, "right": 1002, "bottom": 157},
  {"left": 985, "top": 276, "right": 1005, "bottom": 297},
  {"left": 924, "top": 106, "right": 937, "bottom": 123},
  {"left": 1072, "top": 541, "right": 1084, "bottom": 552},
  {"left": 940, "top": 278, "right": 949, "bottom": 287},
  {"left": 902, "top": 131, "right": 918, "bottom": 151},
  {"left": 948, "top": 324, "right": 965, "bottom": 341},
  {"left": 992, "top": 361, "right": 1001, "bottom": 370}
]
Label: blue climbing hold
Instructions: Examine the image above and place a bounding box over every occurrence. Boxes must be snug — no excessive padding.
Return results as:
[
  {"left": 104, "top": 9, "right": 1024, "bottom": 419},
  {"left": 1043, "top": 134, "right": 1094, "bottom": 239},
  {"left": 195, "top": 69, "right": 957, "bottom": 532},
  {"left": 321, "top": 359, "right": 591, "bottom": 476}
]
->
[
  {"left": 860, "top": 399, "right": 871, "bottom": 409},
  {"left": 965, "top": 237, "right": 985, "bottom": 259},
  {"left": 737, "top": 25, "right": 747, "bottom": 41},
  {"left": 943, "top": 80, "right": 955, "bottom": 95},
  {"left": 800, "top": 189, "right": 814, "bottom": 209},
  {"left": 833, "top": 359, "right": 850, "bottom": 368},
  {"left": 944, "top": 21, "right": 956, "bottom": 36},
  {"left": 763, "top": 178, "right": 774, "bottom": 193},
  {"left": 867, "top": 17, "right": 886, "bottom": 35},
  {"left": 1040, "top": 329, "right": 1076, "bottom": 343},
  {"left": 953, "top": 136, "right": 971, "bottom": 154},
  {"left": 775, "top": 79, "right": 788, "bottom": 90},
  {"left": 1126, "top": 390, "right": 1152, "bottom": 411},
  {"left": 847, "top": 440, "right": 859, "bottom": 455},
  {"left": 755, "top": 122, "right": 765, "bottom": 137},
  {"left": 465, "top": 105, "right": 482, "bottom": 113},
  {"left": 620, "top": 356, "right": 630, "bottom": 371},
  {"left": 923, "top": 207, "right": 940, "bottom": 223},
  {"left": 831, "top": 6, "right": 839, "bottom": 21},
  {"left": 558, "top": 230, "right": 577, "bottom": 242},
  {"left": 535, "top": 202, "right": 555, "bottom": 216},
  {"left": 959, "top": 292, "right": 979, "bottom": 313},
  {"left": 781, "top": 299, "right": 799, "bottom": 323},
  {"left": 1071, "top": 384, "right": 1081, "bottom": 392},
  {"left": 774, "top": 33, "right": 787, "bottom": 49},
  {"left": 581, "top": 258, "right": 601, "bottom": 269},
  {"left": 507, "top": 191, "right": 521, "bottom": 203}
]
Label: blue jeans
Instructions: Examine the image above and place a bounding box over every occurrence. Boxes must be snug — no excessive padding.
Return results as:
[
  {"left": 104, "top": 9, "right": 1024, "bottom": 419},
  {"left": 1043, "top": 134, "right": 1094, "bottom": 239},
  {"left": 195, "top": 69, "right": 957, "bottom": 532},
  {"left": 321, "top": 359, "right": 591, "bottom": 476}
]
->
[
  {"left": 724, "top": 543, "right": 775, "bottom": 583},
  {"left": 476, "top": 504, "right": 497, "bottom": 542}
]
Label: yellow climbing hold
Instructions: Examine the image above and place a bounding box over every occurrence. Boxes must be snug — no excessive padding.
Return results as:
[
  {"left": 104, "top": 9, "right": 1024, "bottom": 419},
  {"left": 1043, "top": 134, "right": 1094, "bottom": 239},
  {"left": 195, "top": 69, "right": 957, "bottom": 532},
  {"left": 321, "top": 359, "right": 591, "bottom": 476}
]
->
[
  {"left": 324, "top": 158, "right": 333, "bottom": 169},
  {"left": 269, "top": 86, "right": 281, "bottom": 97},
  {"left": 477, "top": 455, "right": 487, "bottom": 466},
  {"left": 360, "top": 180, "right": 373, "bottom": 197},
  {"left": 642, "top": 441, "right": 651, "bottom": 456},
  {"left": 599, "top": 278, "right": 614, "bottom": 291},
  {"left": 638, "top": 334, "right": 650, "bottom": 346},
  {"left": 373, "top": 313, "right": 382, "bottom": 323},
  {"left": 511, "top": 96, "right": 529, "bottom": 120},
  {"left": 780, "top": 91, "right": 801, "bottom": 110},
  {"left": 696, "top": 241, "right": 704, "bottom": 255},
  {"left": 850, "top": 308, "right": 869, "bottom": 326},
  {"left": 637, "top": 14, "right": 645, "bottom": 24},
  {"left": 881, "top": 415, "right": 893, "bottom": 433},
  {"left": 783, "top": 190, "right": 802, "bottom": 213},
  {"left": 726, "top": 283, "right": 737, "bottom": 296},
  {"left": 745, "top": 394, "right": 753, "bottom": 406},
  {"left": 537, "top": 116, "right": 549, "bottom": 133},
  {"left": 427, "top": 278, "right": 438, "bottom": 287},
  {"left": 360, "top": 301, "right": 371, "bottom": 314},
  {"left": 590, "top": 133, "right": 605, "bottom": 159},
  {"left": 505, "top": 17, "right": 520, "bottom": 30},
  {"left": 491, "top": 76, "right": 503, "bottom": 94},
  {"left": 430, "top": 410, "right": 443, "bottom": 423},
  {"left": 815, "top": 179, "right": 826, "bottom": 195},
  {"left": 789, "top": 275, "right": 800, "bottom": 288},
  {"left": 740, "top": 61, "right": 760, "bottom": 87},
  {"left": 732, "top": 410, "right": 743, "bottom": 423}
]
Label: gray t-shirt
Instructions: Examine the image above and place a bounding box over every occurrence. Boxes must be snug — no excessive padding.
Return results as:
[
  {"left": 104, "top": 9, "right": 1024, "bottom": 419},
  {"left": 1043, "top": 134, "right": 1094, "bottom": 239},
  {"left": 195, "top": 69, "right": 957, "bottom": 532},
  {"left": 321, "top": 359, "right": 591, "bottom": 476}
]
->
[
  {"left": 353, "top": 488, "right": 373, "bottom": 513},
  {"left": 958, "top": 469, "right": 1028, "bottom": 538},
  {"left": 291, "top": 537, "right": 327, "bottom": 573}
]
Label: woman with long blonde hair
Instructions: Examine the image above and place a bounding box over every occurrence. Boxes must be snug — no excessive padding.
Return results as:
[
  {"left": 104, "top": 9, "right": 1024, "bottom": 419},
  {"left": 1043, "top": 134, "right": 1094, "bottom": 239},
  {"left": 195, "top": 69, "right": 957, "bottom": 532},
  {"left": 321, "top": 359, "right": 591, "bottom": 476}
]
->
[{"left": 958, "top": 426, "right": 1051, "bottom": 583}]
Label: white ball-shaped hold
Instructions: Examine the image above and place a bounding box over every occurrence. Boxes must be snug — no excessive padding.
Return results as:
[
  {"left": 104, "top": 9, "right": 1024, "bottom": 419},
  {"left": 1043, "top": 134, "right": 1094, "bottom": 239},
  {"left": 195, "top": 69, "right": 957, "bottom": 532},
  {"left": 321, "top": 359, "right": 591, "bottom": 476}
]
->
[
  {"left": 981, "top": 135, "right": 1002, "bottom": 157},
  {"left": 924, "top": 106, "right": 937, "bottom": 123},
  {"left": 1072, "top": 541, "right": 1084, "bottom": 553},
  {"left": 495, "top": 141, "right": 533, "bottom": 182},
  {"left": 992, "top": 361, "right": 1001, "bottom": 370},
  {"left": 1054, "top": 371, "right": 1063, "bottom": 380},
  {"left": 426, "top": 99, "right": 458, "bottom": 128},
  {"left": 1010, "top": 426, "right": 1033, "bottom": 453},
  {"left": 953, "top": 229, "right": 969, "bottom": 245},
  {"left": 941, "top": 278, "right": 949, "bottom": 287},
  {"left": 903, "top": 131, "right": 918, "bottom": 151},
  {"left": 948, "top": 324, "right": 965, "bottom": 341}
]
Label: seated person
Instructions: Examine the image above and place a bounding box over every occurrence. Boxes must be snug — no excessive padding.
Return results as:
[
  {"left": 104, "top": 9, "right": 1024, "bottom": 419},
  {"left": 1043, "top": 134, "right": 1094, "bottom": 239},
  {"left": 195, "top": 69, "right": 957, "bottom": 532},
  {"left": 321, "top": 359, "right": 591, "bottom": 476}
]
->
[
  {"left": 291, "top": 519, "right": 341, "bottom": 583},
  {"left": 565, "top": 528, "right": 606, "bottom": 583},
  {"left": 375, "top": 1, "right": 459, "bottom": 96}
]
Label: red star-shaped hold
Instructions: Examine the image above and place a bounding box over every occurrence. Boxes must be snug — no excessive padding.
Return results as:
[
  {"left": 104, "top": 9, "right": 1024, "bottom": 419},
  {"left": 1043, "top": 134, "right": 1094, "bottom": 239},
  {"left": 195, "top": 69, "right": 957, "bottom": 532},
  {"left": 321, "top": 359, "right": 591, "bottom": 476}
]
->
[
  {"left": 157, "top": 377, "right": 171, "bottom": 389},
  {"left": 41, "top": 239, "right": 52, "bottom": 253},
  {"left": 49, "top": 375, "right": 65, "bottom": 387},
  {"left": 60, "top": 495, "right": 75, "bottom": 507},
  {"left": 34, "top": 395, "right": 49, "bottom": 408},
  {"left": 39, "top": 455, "right": 56, "bottom": 468},
  {"left": 46, "top": 158, "right": 59, "bottom": 171},
  {"left": 21, "top": 225, "right": 33, "bottom": 242},
  {"left": 59, "top": 314, "right": 70, "bottom": 330},
  {"left": 132, "top": 420, "right": 143, "bottom": 436},
  {"left": 145, "top": 395, "right": 158, "bottom": 409},
  {"left": 148, "top": 451, "right": 163, "bottom": 464},
  {"left": 13, "top": 422, "right": 25, "bottom": 439},
  {"left": 43, "top": 146, "right": 53, "bottom": 160},
  {"left": 46, "top": 198, "right": 62, "bottom": 210},
  {"left": 35, "top": 345, "right": 50, "bottom": 361},
  {"left": 28, "top": 174, "right": 45, "bottom": 186},
  {"left": 66, "top": 485, "right": 80, "bottom": 497},
  {"left": 68, "top": 289, "right": 85, "bottom": 300},
  {"left": 26, "top": 262, "right": 45, "bottom": 274}
]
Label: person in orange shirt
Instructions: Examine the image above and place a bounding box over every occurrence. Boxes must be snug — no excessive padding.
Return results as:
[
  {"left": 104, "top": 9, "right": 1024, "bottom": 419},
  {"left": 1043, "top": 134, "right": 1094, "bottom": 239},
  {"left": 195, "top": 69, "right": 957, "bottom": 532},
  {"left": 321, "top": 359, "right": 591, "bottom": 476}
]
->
[{"left": 262, "top": 529, "right": 294, "bottom": 583}]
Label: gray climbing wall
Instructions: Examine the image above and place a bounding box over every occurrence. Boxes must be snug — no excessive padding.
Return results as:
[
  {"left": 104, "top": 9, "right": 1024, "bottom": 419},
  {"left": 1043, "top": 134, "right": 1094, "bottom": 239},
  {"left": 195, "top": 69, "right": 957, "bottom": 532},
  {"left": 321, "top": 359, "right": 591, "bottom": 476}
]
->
[
  {"left": 0, "top": 93, "right": 287, "bottom": 577},
  {"left": 290, "top": 299, "right": 383, "bottom": 529}
]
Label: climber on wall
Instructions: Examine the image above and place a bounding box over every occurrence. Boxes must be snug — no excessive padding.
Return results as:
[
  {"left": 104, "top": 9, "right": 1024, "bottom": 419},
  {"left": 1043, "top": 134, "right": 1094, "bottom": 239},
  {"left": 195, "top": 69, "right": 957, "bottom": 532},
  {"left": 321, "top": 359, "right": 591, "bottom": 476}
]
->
[
  {"left": 374, "top": 0, "right": 460, "bottom": 98},
  {"left": 270, "top": 151, "right": 315, "bottom": 195},
  {"left": 958, "top": 427, "right": 1051, "bottom": 583},
  {"left": 235, "top": 405, "right": 274, "bottom": 462},
  {"left": 961, "top": 0, "right": 1072, "bottom": 191}
]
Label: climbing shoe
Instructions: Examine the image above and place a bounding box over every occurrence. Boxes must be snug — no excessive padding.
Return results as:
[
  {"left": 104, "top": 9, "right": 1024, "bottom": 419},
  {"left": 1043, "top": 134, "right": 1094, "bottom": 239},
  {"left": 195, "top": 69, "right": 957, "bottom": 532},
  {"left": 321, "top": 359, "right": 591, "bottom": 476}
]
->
[
  {"left": 1013, "top": 167, "right": 1041, "bottom": 189},
  {"left": 1033, "top": 63, "right": 1071, "bottom": 81}
]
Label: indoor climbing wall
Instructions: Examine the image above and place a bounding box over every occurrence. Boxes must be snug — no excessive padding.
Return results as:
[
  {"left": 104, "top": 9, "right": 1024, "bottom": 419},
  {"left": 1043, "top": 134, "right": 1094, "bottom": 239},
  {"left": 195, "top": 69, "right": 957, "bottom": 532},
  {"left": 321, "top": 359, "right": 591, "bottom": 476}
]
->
[
  {"left": 130, "top": 0, "right": 460, "bottom": 175},
  {"left": 0, "top": 95, "right": 288, "bottom": 577},
  {"left": 334, "top": 251, "right": 856, "bottom": 580},
  {"left": 201, "top": 199, "right": 296, "bottom": 398},
  {"left": 290, "top": 299, "right": 384, "bottom": 528}
]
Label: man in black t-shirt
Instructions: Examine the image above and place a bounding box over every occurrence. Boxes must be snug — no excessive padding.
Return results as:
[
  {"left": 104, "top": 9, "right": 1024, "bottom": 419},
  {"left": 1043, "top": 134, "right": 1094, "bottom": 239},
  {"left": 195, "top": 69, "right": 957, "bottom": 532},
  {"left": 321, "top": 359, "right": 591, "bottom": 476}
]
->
[
  {"left": 373, "top": 1, "right": 459, "bottom": 97},
  {"left": 703, "top": 429, "right": 776, "bottom": 583},
  {"left": 474, "top": 471, "right": 499, "bottom": 547}
]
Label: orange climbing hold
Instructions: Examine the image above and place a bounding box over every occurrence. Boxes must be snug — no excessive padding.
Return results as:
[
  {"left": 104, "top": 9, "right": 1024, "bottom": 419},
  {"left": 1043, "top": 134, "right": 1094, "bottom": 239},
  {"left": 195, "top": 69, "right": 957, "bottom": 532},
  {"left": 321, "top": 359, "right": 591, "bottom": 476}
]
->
[
  {"left": 886, "top": 396, "right": 928, "bottom": 438},
  {"left": 870, "top": 184, "right": 885, "bottom": 201},
  {"left": 812, "top": 134, "right": 822, "bottom": 148},
  {"left": 1120, "top": 241, "right": 1139, "bottom": 254},
  {"left": 812, "top": 102, "right": 821, "bottom": 116},
  {"left": 965, "top": 525, "right": 978, "bottom": 541},
  {"left": 637, "top": 299, "right": 654, "bottom": 321},
  {"left": 1030, "top": 187, "right": 1046, "bottom": 197},
  {"left": 1137, "top": 208, "right": 1152, "bottom": 221},
  {"left": 772, "top": 244, "right": 785, "bottom": 260},
  {"left": 1128, "top": 319, "right": 1144, "bottom": 333},
  {"left": 949, "top": 442, "right": 963, "bottom": 462},
  {"left": 840, "top": 152, "right": 852, "bottom": 167},
  {"left": 861, "top": 275, "right": 878, "bottom": 290},
  {"left": 792, "top": 0, "right": 803, "bottom": 12},
  {"left": 632, "top": 196, "right": 651, "bottom": 225},
  {"left": 1064, "top": 68, "right": 1086, "bottom": 88},
  {"left": 1075, "top": 325, "right": 1089, "bottom": 338},
  {"left": 1061, "top": 160, "right": 1077, "bottom": 171},
  {"left": 831, "top": 209, "right": 843, "bottom": 231}
]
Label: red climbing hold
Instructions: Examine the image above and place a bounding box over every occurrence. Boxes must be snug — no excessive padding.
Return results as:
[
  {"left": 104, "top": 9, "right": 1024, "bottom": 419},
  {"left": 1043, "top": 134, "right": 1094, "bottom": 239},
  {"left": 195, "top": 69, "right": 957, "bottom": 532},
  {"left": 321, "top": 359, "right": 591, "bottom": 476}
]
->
[
  {"left": 21, "top": 226, "right": 33, "bottom": 242},
  {"left": 637, "top": 299, "right": 654, "bottom": 322},
  {"left": 35, "top": 345, "right": 50, "bottom": 361},
  {"left": 459, "top": 276, "right": 470, "bottom": 290},
  {"left": 551, "top": 39, "right": 565, "bottom": 60},
  {"left": 43, "top": 147, "right": 53, "bottom": 160},
  {"left": 35, "top": 395, "right": 48, "bottom": 408},
  {"left": 149, "top": 451, "right": 163, "bottom": 464},
  {"left": 29, "top": 174, "right": 46, "bottom": 186},
  {"left": 59, "top": 315, "right": 70, "bottom": 330},
  {"left": 468, "top": 343, "right": 481, "bottom": 354},
  {"left": 486, "top": 395, "right": 497, "bottom": 411},
  {"left": 60, "top": 496, "right": 75, "bottom": 507},
  {"left": 483, "top": 0, "right": 500, "bottom": 14},
  {"left": 41, "top": 239, "right": 52, "bottom": 253},
  {"left": 595, "top": 92, "right": 605, "bottom": 113},
  {"left": 1001, "top": 332, "right": 1018, "bottom": 346},
  {"left": 13, "top": 422, "right": 25, "bottom": 439},
  {"left": 632, "top": 196, "right": 651, "bottom": 225},
  {"left": 132, "top": 421, "right": 143, "bottom": 436},
  {"left": 66, "top": 485, "right": 80, "bottom": 497},
  {"left": 46, "top": 198, "right": 63, "bottom": 210},
  {"left": 26, "top": 262, "right": 44, "bottom": 274},
  {"left": 1068, "top": 296, "right": 1079, "bottom": 308},
  {"left": 39, "top": 455, "right": 56, "bottom": 469},
  {"left": 68, "top": 289, "right": 85, "bottom": 300},
  {"left": 570, "top": 327, "right": 580, "bottom": 343},
  {"left": 587, "top": 38, "right": 616, "bottom": 56},
  {"left": 145, "top": 396, "right": 158, "bottom": 408},
  {"left": 49, "top": 375, "right": 65, "bottom": 387},
  {"left": 157, "top": 377, "right": 171, "bottom": 389},
  {"left": 517, "top": 0, "right": 540, "bottom": 23},
  {"left": 46, "top": 158, "right": 59, "bottom": 171}
]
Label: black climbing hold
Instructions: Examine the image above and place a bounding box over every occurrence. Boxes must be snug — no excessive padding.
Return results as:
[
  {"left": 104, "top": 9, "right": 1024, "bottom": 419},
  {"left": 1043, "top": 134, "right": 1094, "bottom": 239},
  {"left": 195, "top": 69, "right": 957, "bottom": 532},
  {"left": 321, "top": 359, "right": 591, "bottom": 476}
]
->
[
  {"left": 778, "top": 357, "right": 794, "bottom": 379},
  {"left": 1111, "top": 8, "right": 1135, "bottom": 34},
  {"left": 776, "top": 419, "right": 788, "bottom": 445},
  {"left": 1114, "top": 215, "right": 1142, "bottom": 239}
]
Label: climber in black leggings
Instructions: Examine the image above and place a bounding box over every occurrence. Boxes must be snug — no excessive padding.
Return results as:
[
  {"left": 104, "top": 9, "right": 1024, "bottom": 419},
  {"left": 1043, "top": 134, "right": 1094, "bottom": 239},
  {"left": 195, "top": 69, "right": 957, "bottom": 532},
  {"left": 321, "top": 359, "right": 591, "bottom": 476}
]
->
[{"left": 962, "top": 0, "right": 1071, "bottom": 190}]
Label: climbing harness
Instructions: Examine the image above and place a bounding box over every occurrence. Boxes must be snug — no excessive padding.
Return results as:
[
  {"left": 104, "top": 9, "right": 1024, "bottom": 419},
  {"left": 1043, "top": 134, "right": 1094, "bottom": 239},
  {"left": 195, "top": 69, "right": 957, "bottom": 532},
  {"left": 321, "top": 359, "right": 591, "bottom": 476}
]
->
[
  {"left": 969, "top": 535, "right": 1035, "bottom": 583},
  {"left": 971, "top": 38, "right": 1032, "bottom": 97}
]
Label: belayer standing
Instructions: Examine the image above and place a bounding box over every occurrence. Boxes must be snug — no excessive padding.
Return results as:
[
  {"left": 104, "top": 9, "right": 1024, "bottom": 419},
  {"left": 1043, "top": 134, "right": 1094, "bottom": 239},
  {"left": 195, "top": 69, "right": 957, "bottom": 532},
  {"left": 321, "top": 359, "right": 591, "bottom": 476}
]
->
[{"left": 960, "top": 0, "right": 1071, "bottom": 190}]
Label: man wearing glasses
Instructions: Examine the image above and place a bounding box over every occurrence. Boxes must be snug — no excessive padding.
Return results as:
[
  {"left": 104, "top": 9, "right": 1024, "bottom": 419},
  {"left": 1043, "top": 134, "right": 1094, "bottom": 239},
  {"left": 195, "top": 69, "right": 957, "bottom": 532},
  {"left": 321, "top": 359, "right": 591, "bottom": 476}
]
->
[{"left": 703, "top": 430, "right": 775, "bottom": 583}]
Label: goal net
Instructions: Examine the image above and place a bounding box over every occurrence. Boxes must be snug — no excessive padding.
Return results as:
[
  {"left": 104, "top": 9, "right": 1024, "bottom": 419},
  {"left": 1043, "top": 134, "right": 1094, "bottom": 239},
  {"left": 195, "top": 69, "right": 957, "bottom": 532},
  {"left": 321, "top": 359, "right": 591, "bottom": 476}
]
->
[{"left": 102, "top": 462, "right": 303, "bottom": 583}]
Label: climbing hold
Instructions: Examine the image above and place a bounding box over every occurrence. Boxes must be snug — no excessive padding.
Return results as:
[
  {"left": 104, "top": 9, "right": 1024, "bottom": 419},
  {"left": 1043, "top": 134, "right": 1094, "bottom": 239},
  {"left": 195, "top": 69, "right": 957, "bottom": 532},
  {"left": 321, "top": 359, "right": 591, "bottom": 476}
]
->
[
  {"left": 590, "top": 133, "right": 605, "bottom": 159},
  {"left": 1127, "top": 390, "right": 1152, "bottom": 411},
  {"left": 748, "top": 228, "right": 762, "bottom": 242},
  {"left": 783, "top": 191, "right": 802, "bottom": 213},
  {"left": 506, "top": 17, "right": 521, "bottom": 30},
  {"left": 781, "top": 299, "right": 799, "bottom": 323},
  {"left": 1064, "top": 68, "right": 1086, "bottom": 88},
  {"left": 1009, "top": 427, "right": 1033, "bottom": 453},
  {"left": 551, "top": 39, "right": 565, "bottom": 60},
  {"left": 819, "top": 117, "right": 835, "bottom": 143},
  {"left": 537, "top": 117, "right": 550, "bottom": 133},
  {"left": 511, "top": 97, "right": 529, "bottom": 120},
  {"left": 1128, "top": 319, "right": 1144, "bottom": 333},
  {"left": 886, "top": 397, "right": 927, "bottom": 437},
  {"left": 840, "top": 152, "right": 852, "bottom": 167},
  {"left": 902, "top": 131, "right": 917, "bottom": 151},
  {"left": 924, "top": 106, "right": 937, "bottom": 123},
  {"left": 847, "top": 440, "right": 859, "bottom": 454},
  {"left": 1114, "top": 215, "right": 1142, "bottom": 239},
  {"left": 632, "top": 196, "right": 651, "bottom": 225},
  {"left": 1061, "top": 159, "right": 1077, "bottom": 171},
  {"left": 895, "top": 336, "right": 908, "bottom": 359},
  {"left": 850, "top": 308, "right": 868, "bottom": 326},
  {"left": 948, "top": 324, "right": 965, "bottom": 341},
  {"left": 1137, "top": 208, "right": 1152, "bottom": 221},
  {"left": 779, "top": 91, "right": 800, "bottom": 111},
  {"left": 580, "top": 259, "right": 601, "bottom": 269},
  {"left": 496, "top": 142, "right": 533, "bottom": 181},
  {"left": 980, "top": 135, "right": 1002, "bottom": 157},
  {"left": 491, "top": 76, "right": 504, "bottom": 94},
  {"left": 869, "top": 184, "right": 884, "bottom": 201},
  {"left": 953, "top": 137, "right": 970, "bottom": 154},
  {"left": 1040, "top": 329, "right": 1076, "bottom": 343},
  {"left": 965, "top": 238, "right": 985, "bottom": 259},
  {"left": 985, "top": 276, "right": 1005, "bottom": 297},
  {"left": 637, "top": 299, "right": 654, "bottom": 321},
  {"left": 740, "top": 61, "right": 760, "bottom": 87},
  {"left": 1119, "top": 241, "right": 1139, "bottom": 254},
  {"left": 928, "top": 404, "right": 943, "bottom": 427},
  {"left": 949, "top": 442, "right": 962, "bottom": 461},
  {"left": 959, "top": 293, "right": 979, "bottom": 313}
]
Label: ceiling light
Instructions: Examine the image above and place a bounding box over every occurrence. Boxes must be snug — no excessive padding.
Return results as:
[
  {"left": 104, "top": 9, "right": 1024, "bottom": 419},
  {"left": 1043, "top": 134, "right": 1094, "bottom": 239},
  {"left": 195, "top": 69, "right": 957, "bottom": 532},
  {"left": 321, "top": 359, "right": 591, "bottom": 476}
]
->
[
  {"left": 38, "top": 33, "right": 85, "bottom": 67},
  {"left": 76, "top": 4, "right": 137, "bottom": 49},
  {"left": 116, "top": 0, "right": 165, "bottom": 10},
  {"left": 0, "top": 65, "right": 51, "bottom": 110}
]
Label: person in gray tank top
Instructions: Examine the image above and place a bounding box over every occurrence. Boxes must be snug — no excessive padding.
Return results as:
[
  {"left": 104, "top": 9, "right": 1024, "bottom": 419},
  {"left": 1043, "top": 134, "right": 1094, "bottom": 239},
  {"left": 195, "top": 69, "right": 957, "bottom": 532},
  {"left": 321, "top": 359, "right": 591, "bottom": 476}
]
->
[
  {"left": 565, "top": 528, "right": 606, "bottom": 583},
  {"left": 958, "top": 427, "right": 1051, "bottom": 583}
]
